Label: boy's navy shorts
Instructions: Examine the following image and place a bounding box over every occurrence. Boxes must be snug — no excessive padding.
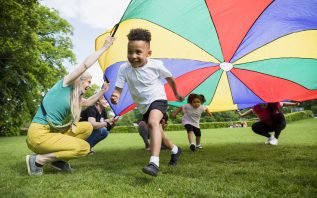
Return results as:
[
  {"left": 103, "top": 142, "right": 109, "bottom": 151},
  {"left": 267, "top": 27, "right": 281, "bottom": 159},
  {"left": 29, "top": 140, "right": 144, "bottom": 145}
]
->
[{"left": 142, "top": 100, "right": 168, "bottom": 123}]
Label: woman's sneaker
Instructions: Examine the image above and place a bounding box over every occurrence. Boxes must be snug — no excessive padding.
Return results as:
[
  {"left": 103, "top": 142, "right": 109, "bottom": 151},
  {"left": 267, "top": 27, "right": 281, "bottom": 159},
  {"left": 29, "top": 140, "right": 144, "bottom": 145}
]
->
[
  {"left": 26, "top": 155, "right": 43, "bottom": 176},
  {"left": 51, "top": 161, "right": 73, "bottom": 173},
  {"left": 265, "top": 135, "right": 278, "bottom": 145},
  {"left": 269, "top": 137, "right": 278, "bottom": 145}
]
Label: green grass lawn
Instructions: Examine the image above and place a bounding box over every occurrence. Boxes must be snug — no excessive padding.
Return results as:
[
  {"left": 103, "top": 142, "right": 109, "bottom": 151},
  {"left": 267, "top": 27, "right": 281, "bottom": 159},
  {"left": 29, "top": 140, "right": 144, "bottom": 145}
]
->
[{"left": 0, "top": 119, "right": 316, "bottom": 197}]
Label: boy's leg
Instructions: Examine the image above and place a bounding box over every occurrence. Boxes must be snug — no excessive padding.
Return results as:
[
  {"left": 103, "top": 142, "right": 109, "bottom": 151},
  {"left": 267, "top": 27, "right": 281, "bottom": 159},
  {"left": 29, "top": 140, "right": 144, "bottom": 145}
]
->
[
  {"left": 148, "top": 109, "right": 163, "bottom": 158},
  {"left": 142, "top": 109, "right": 162, "bottom": 176}
]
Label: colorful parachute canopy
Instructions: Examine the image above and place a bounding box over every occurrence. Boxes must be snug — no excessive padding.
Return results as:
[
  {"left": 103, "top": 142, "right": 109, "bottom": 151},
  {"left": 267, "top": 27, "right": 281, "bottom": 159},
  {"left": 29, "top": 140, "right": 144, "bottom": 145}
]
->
[{"left": 96, "top": 0, "right": 317, "bottom": 116}]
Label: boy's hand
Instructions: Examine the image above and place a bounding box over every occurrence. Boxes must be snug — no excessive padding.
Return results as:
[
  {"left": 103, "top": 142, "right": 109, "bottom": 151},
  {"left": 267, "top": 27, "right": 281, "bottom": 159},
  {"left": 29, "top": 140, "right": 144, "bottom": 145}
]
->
[{"left": 175, "top": 94, "right": 184, "bottom": 102}]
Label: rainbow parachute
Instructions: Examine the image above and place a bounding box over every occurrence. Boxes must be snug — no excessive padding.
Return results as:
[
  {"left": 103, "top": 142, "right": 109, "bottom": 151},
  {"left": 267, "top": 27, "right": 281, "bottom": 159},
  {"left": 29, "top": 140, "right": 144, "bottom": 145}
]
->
[{"left": 96, "top": 0, "right": 317, "bottom": 116}]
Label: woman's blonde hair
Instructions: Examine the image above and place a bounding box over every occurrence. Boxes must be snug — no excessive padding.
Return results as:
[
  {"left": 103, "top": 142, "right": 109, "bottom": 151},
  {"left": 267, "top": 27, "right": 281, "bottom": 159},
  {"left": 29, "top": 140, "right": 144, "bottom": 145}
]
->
[{"left": 70, "top": 72, "right": 92, "bottom": 122}]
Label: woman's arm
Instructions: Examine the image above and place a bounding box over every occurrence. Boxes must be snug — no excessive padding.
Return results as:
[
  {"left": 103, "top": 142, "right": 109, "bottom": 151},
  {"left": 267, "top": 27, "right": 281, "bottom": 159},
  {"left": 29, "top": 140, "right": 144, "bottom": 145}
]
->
[
  {"left": 238, "top": 109, "right": 253, "bottom": 117},
  {"left": 64, "top": 36, "right": 115, "bottom": 86},
  {"left": 87, "top": 117, "right": 108, "bottom": 129},
  {"left": 81, "top": 82, "right": 109, "bottom": 107},
  {"left": 282, "top": 101, "right": 300, "bottom": 107}
]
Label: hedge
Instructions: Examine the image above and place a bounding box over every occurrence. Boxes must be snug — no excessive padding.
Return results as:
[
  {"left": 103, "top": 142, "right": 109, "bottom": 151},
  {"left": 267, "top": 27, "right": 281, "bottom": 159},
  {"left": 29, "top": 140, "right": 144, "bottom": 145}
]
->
[
  {"left": 109, "top": 110, "right": 313, "bottom": 134},
  {"left": 19, "top": 110, "right": 313, "bottom": 135}
]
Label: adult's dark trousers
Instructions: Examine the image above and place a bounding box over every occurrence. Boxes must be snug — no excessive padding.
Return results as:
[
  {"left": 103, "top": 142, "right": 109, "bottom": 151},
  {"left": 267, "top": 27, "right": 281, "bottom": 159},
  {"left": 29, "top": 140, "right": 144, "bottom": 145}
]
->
[
  {"left": 86, "top": 128, "right": 109, "bottom": 148},
  {"left": 251, "top": 113, "right": 286, "bottom": 139}
]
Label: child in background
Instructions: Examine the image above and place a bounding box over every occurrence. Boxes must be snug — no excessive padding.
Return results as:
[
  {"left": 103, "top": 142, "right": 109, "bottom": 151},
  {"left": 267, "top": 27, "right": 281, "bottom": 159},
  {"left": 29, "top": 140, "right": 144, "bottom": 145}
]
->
[
  {"left": 110, "top": 28, "right": 183, "bottom": 176},
  {"left": 172, "top": 93, "right": 212, "bottom": 151}
]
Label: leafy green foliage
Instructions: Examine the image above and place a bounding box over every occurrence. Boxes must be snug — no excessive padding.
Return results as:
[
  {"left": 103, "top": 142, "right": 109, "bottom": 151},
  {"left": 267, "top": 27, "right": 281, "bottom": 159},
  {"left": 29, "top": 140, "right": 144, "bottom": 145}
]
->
[
  {"left": 0, "top": 1, "right": 75, "bottom": 136},
  {"left": 108, "top": 110, "right": 312, "bottom": 133},
  {"left": 83, "top": 84, "right": 100, "bottom": 99}
]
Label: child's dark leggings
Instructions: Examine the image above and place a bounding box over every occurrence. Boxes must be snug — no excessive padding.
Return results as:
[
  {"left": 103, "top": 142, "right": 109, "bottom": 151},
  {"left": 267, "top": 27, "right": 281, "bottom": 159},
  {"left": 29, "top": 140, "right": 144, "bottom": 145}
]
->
[{"left": 251, "top": 113, "right": 286, "bottom": 139}]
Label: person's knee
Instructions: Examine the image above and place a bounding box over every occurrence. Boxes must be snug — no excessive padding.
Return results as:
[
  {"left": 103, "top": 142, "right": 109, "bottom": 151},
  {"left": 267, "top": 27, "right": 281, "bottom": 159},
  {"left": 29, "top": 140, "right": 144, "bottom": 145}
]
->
[
  {"left": 251, "top": 124, "right": 259, "bottom": 133},
  {"left": 147, "top": 119, "right": 159, "bottom": 130},
  {"left": 195, "top": 130, "right": 201, "bottom": 137},
  {"left": 80, "top": 122, "right": 93, "bottom": 138},
  {"left": 71, "top": 141, "right": 90, "bottom": 157},
  {"left": 100, "top": 128, "right": 109, "bottom": 138}
]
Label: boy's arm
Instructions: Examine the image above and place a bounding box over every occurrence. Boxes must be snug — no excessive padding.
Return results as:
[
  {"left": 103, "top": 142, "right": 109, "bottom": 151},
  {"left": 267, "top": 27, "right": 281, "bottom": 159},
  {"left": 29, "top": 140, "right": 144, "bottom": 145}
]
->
[
  {"left": 110, "top": 87, "right": 123, "bottom": 104},
  {"left": 166, "top": 77, "right": 184, "bottom": 101}
]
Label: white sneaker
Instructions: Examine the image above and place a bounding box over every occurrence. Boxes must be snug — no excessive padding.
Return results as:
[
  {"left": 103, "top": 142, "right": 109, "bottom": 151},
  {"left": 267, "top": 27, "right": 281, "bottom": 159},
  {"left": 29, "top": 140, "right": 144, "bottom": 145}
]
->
[
  {"left": 269, "top": 137, "right": 278, "bottom": 145},
  {"left": 265, "top": 135, "right": 274, "bottom": 145}
]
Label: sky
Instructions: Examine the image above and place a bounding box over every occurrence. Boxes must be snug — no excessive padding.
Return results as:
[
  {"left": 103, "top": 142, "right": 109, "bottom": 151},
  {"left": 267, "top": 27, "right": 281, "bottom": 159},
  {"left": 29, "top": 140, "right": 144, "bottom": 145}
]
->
[{"left": 41, "top": 0, "right": 130, "bottom": 85}]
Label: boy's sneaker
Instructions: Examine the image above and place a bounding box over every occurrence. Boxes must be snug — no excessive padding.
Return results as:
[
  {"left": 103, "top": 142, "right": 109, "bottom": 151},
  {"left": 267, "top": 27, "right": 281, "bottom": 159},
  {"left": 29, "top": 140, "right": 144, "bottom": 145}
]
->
[
  {"left": 51, "top": 161, "right": 73, "bottom": 173},
  {"left": 142, "top": 162, "right": 159, "bottom": 176},
  {"left": 196, "top": 145, "right": 203, "bottom": 149},
  {"left": 26, "top": 155, "right": 43, "bottom": 176},
  {"left": 189, "top": 144, "right": 196, "bottom": 151},
  {"left": 168, "top": 147, "right": 182, "bottom": 166}
]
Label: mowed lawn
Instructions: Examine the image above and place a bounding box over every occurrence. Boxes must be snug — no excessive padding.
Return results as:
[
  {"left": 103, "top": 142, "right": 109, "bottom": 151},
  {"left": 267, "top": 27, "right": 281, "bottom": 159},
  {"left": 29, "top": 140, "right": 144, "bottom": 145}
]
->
[{"left": 0, "top": 119, "right": 316, "bottom": 197}]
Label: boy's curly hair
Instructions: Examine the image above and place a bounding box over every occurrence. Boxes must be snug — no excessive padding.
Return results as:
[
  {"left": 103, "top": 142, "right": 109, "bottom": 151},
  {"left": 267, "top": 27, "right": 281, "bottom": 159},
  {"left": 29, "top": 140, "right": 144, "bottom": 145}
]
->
[{"left": 127, "top": 28, "right": 151, "bottom": 42}]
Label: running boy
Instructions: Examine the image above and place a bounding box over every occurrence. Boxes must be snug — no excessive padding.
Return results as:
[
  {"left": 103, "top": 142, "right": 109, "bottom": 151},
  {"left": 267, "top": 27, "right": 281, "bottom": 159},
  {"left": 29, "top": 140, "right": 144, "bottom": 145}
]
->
[
  {"left": 172, "top": 93, "right": 212, "bottom": 151},
  {"left": 110, "top": 28, "right": 183, "bottom": 176}
]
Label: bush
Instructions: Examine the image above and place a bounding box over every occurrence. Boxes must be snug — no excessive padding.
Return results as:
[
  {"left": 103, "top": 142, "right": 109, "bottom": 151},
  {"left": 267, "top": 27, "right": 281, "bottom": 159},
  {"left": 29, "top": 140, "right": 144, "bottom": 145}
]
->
[
  {"left": 311, "top": 106, "right": 317, "bottom": 114},
  {"left": 17, "top": 111, "right": 312, "bottom": 135},
  {"left": 109, "top": 110, "right": 313, "bottom": 133}
]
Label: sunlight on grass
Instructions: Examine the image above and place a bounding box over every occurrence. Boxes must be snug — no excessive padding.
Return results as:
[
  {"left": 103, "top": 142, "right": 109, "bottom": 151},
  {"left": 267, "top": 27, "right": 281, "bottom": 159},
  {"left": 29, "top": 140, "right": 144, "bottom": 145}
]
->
[{"left": 0, "top": 119, "right": 316, "bottom": 197}]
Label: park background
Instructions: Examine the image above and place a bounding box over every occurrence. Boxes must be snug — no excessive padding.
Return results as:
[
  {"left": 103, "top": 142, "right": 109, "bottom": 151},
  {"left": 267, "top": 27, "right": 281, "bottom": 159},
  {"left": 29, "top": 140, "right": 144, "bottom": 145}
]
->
[{"left": 0, "top": 1, "right": 316, "bottom": 197}]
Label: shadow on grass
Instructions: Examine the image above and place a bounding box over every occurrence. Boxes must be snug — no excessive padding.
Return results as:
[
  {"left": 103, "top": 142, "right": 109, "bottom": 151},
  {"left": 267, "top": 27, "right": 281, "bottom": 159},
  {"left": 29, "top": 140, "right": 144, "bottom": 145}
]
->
[{"left": 16, "top": 143, "right": 317, "bottom": 185}]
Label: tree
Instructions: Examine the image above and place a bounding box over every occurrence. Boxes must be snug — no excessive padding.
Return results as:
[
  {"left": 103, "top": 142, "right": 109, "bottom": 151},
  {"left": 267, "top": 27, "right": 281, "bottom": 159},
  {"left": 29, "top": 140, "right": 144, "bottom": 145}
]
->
[
  {"left": 83, "top": 84, "right": 100, "bottom": 99},
  {"left": 0, "top": 0, "right": 75, "bottom": 136}
]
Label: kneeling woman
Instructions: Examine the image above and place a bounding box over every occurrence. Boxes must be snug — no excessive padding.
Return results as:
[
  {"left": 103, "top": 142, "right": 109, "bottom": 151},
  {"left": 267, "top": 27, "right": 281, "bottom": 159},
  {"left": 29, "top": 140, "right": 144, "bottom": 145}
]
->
[
  {"left": 238, "top": 102, "right": 299, "bottom": 145},
  {"left": 26, "top": 36, "right": 114, "bottom": 176}
]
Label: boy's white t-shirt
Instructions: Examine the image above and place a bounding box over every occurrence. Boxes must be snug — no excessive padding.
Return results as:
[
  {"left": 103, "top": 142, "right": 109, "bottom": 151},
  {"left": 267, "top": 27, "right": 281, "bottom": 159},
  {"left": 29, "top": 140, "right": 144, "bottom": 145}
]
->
[
  {"left": 115, "top": 58, "right": 172, "bottom": 114},
  {"left": 182, "top": 103, "right": 207, "bottom": 128}
]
